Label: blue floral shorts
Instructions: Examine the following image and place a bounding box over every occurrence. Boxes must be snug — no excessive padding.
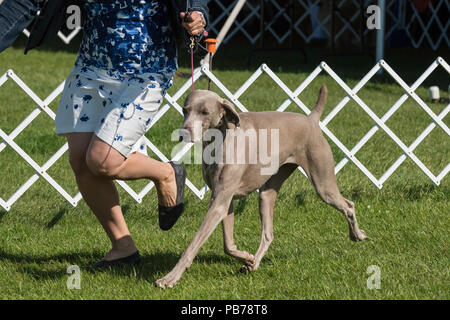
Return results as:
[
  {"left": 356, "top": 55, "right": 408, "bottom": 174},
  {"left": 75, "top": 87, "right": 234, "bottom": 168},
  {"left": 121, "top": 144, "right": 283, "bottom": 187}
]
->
[{"left": 55, "top": 66, "right": 163, "bottom": 157}]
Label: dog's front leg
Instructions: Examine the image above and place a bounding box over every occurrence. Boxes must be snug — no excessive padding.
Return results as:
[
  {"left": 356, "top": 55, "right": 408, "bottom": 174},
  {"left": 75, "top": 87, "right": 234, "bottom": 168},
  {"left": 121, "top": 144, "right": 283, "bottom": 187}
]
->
[
  {"left": 222, "top": 206, "right": 255, "bottom": 265},
  {"left": 155, "top": 192, "right": 233, "bottom": 288}
]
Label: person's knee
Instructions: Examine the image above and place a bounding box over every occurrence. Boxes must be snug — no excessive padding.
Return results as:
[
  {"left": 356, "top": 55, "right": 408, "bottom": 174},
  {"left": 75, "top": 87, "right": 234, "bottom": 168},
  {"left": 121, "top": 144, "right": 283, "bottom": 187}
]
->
[
  {"left": 66, "top": 132, "right": 94, "bottom": 178},
  {"left": 85, "top": 149, "right": 121, "bottom": 178},
  {"left": 68, "top": 149, "right": 90, "bottom": 178}
]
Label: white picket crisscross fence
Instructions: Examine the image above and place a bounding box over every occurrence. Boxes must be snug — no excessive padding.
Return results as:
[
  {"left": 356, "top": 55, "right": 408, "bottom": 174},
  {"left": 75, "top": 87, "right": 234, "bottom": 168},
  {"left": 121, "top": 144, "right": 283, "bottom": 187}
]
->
[
  {"left": 209, "top": 0, "right": 450, "bottom": 50},
  {"left": 19, "top": 0, "right": 449, "bottom": 50},
  {"left": 22, "top": 26, "right": 82, "bottom": 45},
  {"left": 385, "top": 0, "right": 450, "bottom": 50},
  {"left": 0, "top": 57, "right": 449, "bottom": 211}
]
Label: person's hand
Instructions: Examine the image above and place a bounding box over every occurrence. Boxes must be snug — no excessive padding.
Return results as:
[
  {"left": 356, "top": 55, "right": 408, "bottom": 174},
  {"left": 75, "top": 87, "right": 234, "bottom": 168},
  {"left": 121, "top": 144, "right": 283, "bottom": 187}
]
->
[{"left": 180, "top": 11, "right": 205, "bottom": 36}]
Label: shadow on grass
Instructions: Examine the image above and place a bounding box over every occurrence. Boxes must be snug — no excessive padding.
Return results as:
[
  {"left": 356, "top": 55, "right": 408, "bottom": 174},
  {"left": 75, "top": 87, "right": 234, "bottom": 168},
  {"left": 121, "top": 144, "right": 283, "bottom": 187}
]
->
[
  {"left": 0, "top": 247, "right": 234, "bottom": 282},
  {"left": 89, "top": 251, "right": 234, "bottom": 283},
  {"left": 342, "top": 183, "right": 447, "bottom": 203},
  {"left": 0, "top": 248, "right": 101, "bottom": 265},
  {"left": 0, "top": 210, "right": 7, "bottom": 222},
  {"left": 44, "top": 203, "right": 135, "bottom": 230},
  {"left": 294, "top": 190, "right": 310, "bottom": 206},
  {"left": 394, "top": 183, "right": 447, "bottom": 202},
  {"left": 290, "top": 182, "right": 446, "bottom": 207},
  {"left": 349, "top": 188, "right": 364, "bottom": 202},
  {"left": 122, "top": 204, "right": 131, "bottom": 215},
  {"left": 45, "top": 207, "right": 70, "bottom": 229},
  {"left": 405, "top": 184, "right": 435, "bottom": 200},
  {"left": 0, "top": 248, "right": 102, "bottom": 279},
  {"left": 234, "top": 198, "right": 247, "bottom": 215}
]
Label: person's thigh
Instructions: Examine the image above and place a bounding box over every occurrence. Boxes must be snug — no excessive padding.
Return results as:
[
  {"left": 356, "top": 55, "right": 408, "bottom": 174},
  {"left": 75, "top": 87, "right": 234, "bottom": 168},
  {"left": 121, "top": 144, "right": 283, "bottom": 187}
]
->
[
  {"left": 67, "top": 132, "right": 126, "bottom": 178},
  {"left": 94, "top": 80, "right": 162, "bottom": 159}
]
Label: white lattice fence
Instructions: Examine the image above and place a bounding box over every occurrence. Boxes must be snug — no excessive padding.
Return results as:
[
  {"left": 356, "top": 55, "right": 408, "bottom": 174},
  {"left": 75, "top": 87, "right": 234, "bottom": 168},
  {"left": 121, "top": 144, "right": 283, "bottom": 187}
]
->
[
  {"left": 19, "top": 0, "right": 449, "bottom": 50},
  {"left": 0, "top": 57, "right": 449, "bottom": 211},
  {"left": 395, "top": 0, "right": 449, "bottom": 50}
]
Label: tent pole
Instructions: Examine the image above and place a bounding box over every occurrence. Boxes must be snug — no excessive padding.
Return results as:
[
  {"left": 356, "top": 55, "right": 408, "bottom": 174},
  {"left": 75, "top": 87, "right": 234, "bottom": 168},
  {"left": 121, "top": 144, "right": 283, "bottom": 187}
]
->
[
  {"left": 376, "top": 0, "right": 386, "bottom": 74},
  {"left": 203, "top": 0, "right": 247, "bottom": 64}
]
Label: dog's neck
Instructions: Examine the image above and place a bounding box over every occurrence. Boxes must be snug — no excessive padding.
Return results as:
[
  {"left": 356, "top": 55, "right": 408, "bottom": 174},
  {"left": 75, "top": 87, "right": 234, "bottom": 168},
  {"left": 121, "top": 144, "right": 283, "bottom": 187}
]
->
[{"left": 201, "top": 119, "right": 236, "bottom": 151}]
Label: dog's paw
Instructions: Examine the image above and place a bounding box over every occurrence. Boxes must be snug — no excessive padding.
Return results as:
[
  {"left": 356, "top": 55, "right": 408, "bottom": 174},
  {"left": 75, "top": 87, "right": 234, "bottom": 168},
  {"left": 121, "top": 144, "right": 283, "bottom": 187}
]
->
[
  {"left": 239, "top": 265, "right": 254, "bottom": 273},
  {"left": 358, "top": 229, "right": 367, "bottom": 241},
  {"left": 239, "top": 256, "right": 257, "bottom": 273},
  {"left": 350, "top": 229, "right": 367, "bottom": 242},
  {"left": 155, "top": 273, "right": 179, "bottom": 288},
  {"left": 244, "top": 252, "right": 255, "bottom": 264}
]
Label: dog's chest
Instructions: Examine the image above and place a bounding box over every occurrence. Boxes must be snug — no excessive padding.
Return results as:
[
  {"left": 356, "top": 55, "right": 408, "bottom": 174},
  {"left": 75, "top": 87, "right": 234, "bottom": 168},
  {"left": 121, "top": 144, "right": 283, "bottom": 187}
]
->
[{"left": 201, "top": 162, "right": 216, "bottom": 189}]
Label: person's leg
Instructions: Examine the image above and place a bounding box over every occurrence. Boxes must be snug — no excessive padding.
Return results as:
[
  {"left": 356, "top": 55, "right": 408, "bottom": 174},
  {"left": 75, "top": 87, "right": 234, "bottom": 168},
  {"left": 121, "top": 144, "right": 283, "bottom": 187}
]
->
[
  {"left": 86, "top": 135, "right": 178, "bottom": 207},
  {"left": 67, "top": 132, "right": 138, "bottom": 261}
]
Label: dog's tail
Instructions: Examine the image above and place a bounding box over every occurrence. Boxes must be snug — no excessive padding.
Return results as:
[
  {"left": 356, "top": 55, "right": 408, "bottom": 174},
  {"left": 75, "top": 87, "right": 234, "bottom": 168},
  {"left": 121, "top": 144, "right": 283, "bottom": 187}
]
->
[{"left": 308, "top": 85, "right": 327, "bottom": 122}]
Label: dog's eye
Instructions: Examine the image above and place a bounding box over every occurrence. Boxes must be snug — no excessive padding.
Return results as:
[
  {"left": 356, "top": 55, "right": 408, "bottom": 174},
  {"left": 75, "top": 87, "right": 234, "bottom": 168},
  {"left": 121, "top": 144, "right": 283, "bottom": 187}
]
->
[{"left": 201, "top": 111, "right": 209, "bottom": 115}]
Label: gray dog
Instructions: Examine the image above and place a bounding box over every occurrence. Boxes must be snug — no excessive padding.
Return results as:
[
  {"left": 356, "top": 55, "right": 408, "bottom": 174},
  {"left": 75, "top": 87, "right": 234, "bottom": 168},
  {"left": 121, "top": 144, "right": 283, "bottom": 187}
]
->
[{"left": 155, "top": 86, "right": 367, "bottom": 288}]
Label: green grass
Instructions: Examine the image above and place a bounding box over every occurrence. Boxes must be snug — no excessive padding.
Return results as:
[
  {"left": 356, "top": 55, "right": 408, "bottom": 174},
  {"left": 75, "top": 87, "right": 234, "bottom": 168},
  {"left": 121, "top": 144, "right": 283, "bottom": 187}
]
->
[{"left": 0, "top": 36, "right": 449, "bottom": 299}]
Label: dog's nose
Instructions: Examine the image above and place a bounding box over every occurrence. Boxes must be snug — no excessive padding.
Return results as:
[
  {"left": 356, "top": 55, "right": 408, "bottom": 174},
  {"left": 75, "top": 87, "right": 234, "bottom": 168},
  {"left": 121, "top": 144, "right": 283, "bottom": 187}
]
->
[{"left": 178, "top": 128, "right": 191, "bottom": 142}]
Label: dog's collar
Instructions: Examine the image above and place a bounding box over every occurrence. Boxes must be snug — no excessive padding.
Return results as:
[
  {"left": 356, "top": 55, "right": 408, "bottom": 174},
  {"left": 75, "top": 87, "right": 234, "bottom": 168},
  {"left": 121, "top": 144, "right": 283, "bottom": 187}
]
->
[{"left": 217, "top": 115, "right": 239, "bottom": 129}]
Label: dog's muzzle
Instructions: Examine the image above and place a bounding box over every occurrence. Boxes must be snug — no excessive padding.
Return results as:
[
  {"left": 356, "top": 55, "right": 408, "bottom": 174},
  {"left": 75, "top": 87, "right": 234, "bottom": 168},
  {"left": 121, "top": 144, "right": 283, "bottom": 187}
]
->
[{"left": 178, "top": 128, "right": 191, "bottom": 142}]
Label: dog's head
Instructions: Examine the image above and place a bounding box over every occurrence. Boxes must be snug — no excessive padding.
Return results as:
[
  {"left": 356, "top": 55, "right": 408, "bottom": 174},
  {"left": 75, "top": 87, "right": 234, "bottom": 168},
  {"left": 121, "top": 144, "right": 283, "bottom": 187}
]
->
[{"left": 179, "top": 90, "right": 240, "bottom": 143}]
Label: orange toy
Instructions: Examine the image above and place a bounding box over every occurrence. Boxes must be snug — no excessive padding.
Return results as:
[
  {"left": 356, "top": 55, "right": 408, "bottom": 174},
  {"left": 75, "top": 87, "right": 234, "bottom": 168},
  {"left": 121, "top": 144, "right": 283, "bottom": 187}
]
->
[{"left": 205, "top": 38, "right": 218, "bottom": 54}]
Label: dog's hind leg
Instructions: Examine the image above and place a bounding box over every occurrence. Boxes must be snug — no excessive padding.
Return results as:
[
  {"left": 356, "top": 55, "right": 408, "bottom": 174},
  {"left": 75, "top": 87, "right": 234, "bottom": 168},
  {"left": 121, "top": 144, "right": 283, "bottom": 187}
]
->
[
  {"left": 316, "top": 187, "right": 367, "bottom": 242},
  {"left": 305, "top": 137, "right": 367, "bottom": 242},
  {"left": 241, "top": 164, "right": 297, "bottom": 273},
  {"left": 222, "top": 202, "right": 256, "bottom": 265}
]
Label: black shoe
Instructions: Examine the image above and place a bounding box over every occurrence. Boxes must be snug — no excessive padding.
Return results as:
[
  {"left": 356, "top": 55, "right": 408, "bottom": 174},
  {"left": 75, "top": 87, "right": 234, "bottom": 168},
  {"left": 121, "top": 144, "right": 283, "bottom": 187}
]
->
[
  {"left": 158, "top": 161, "right": 186, "bottom": 231},
  {"left": 87, "top": 251, "right": 141, "bottom": 269}
]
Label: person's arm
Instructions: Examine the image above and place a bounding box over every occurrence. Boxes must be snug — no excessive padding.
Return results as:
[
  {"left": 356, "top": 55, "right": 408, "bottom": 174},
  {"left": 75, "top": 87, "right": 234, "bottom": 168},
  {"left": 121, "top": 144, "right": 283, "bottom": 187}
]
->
[
  {"left": 24, "top": 0, "right": 74, "bottom": 54},
  {"left": 179, "top": 11, "right": 205, "bottom": 36},
  {"left": 0, "top": 0, "right": 42, "bottom": 53},
  {"left": 179, "top": 0, "right": 209, "bottom": 36},
  {"left": 189, "top": 0, "right": 209, "bottom": 26}
]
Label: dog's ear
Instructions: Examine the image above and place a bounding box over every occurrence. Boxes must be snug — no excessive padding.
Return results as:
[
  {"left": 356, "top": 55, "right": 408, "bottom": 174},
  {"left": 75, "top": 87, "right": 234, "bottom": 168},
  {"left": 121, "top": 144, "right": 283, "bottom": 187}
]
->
[{"left": 220, "top": 99, "right": 240, "bottom": 127}]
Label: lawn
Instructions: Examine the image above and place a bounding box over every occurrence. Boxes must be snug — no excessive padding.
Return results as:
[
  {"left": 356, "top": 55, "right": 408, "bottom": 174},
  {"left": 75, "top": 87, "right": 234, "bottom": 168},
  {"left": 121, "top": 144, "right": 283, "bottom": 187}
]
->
[{"left": 0, "top": 36, "right": 449, "bottom": 299}]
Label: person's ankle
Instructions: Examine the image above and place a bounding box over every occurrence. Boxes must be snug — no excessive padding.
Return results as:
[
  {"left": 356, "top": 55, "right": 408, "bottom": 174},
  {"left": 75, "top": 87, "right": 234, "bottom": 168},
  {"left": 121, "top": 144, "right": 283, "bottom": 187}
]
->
[
  {"left": 163, "top": 162, "right": 175, "bottom": 181},
  {"left": 155, "top": 162, "right": 175, "bottom": 187}
]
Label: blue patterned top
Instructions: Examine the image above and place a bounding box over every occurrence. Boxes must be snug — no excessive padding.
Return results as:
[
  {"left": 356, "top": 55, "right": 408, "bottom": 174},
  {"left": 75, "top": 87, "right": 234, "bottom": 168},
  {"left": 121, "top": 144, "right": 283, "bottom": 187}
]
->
[{"left": 74, "top": 0, "right": 178, "bottom": 90}]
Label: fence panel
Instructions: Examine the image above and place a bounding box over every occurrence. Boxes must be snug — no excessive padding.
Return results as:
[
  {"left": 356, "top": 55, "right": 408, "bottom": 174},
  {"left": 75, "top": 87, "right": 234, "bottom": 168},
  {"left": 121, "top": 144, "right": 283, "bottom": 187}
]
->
[
  {"left": 18, "top": 0, "right": 449, "bottom": 50},
  {"left": 1, "top": 57, "right": 449, "bottom": 211}
]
